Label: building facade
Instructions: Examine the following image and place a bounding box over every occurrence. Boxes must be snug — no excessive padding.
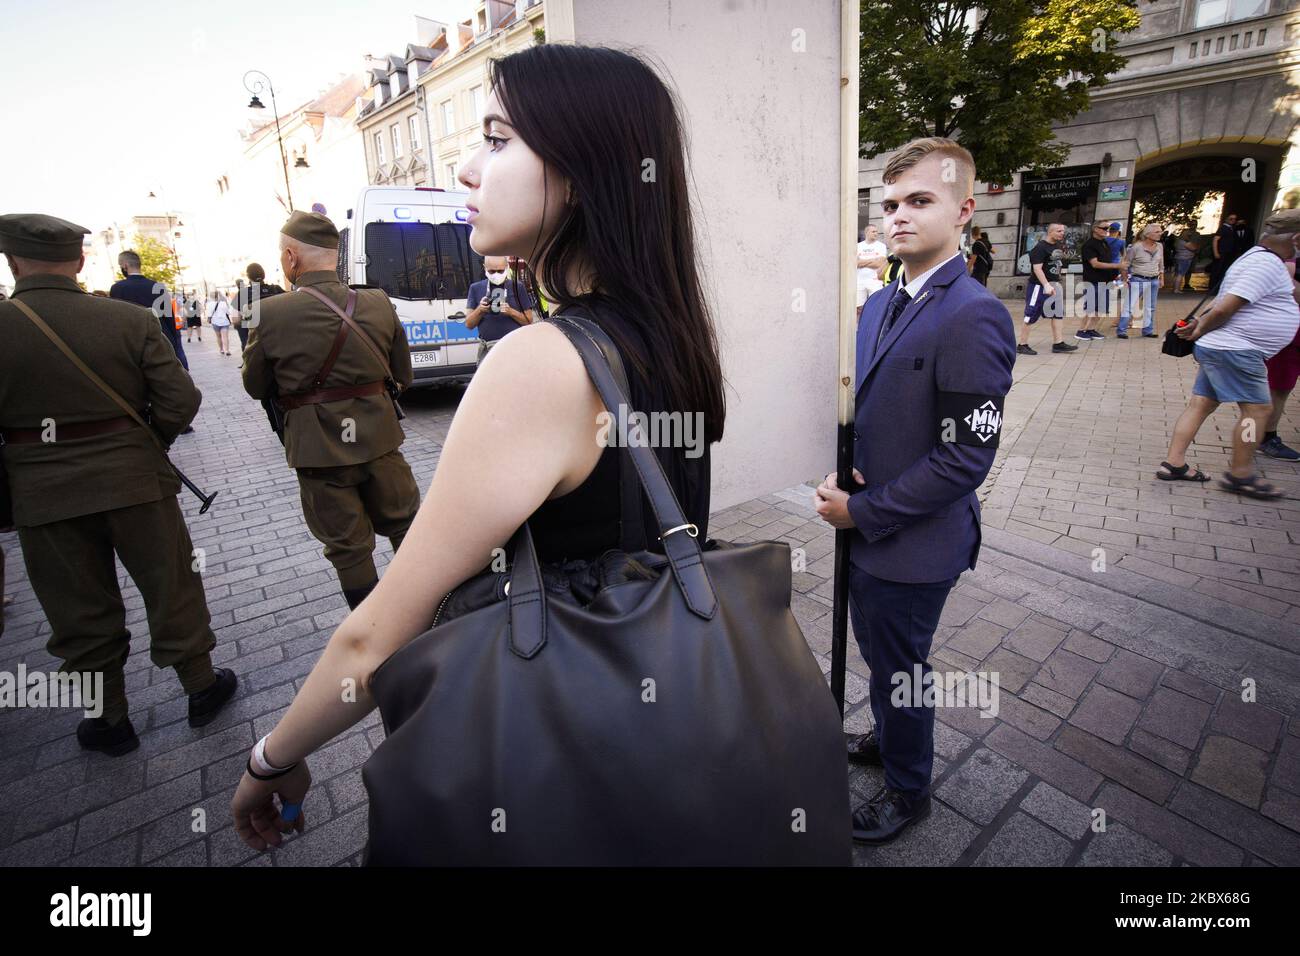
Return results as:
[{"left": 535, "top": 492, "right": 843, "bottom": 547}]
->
[
  {"left": 859, "top": 0, "right": 1300, "bottom": 297},
  {"left": 207, "top": 73, "right": 367, "bottom": 290},
  {"left": 357, "top": 2, "right": 546, "bottom": 191}
]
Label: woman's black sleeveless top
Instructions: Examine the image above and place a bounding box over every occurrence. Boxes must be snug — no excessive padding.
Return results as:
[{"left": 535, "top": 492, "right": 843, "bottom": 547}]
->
[{"left": 527, "top": 298, "right": 712, "bottom": 563}]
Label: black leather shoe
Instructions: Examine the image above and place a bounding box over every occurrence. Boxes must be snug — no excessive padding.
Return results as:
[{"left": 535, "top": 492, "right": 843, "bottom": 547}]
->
[
  {"left": 852, "top": 789, "right": 932, "bottom": 845},
  {"left": 188, "top": 667, "right": 238, "bottom": 727},
  {"left": 845, "top": 730, "right": 883, "bottom": 767},
  {"left": 76, "top": 716, "right": 139, "bottom": 757}
]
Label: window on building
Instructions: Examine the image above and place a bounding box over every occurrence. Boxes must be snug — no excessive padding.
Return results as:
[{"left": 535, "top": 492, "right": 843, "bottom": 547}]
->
[
  {"left": 1195, "top": 0, "right": 1268, "bottom": 28},
  {"left": 410, "top": 115, "right": 421, "bottom": 152},
  {"left": 441, "top": 99, "right": 455, "bottom": 136},
  {"left": 445, "top": 163, "right": 458, "bottom": 187},
  {"left": 392, "top": 124, "right": 402, "bottom": 158},
  {"left": 1014, "top": 165, "right": 1099, "bottom": 275},
  {"left": 470, "top": 85, "right": 484, "bottom": 123},
  {"left": 375, "top": 132, "right": 386, "bottom": 167}
]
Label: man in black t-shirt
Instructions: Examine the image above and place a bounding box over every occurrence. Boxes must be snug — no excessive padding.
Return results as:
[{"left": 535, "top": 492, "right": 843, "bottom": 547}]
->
[
  {"left": 1017, "top": 222, "right": 1075, "bottom": 356},
  {"left": 1231, "top": 216, "right": 1255, "bottom": 265},
  {"left": 1076, "top": 221, "right": 1124, "bottom": 340},
  {"left": 1208, "top": 213, "right": 1237, "bottom": 292}
]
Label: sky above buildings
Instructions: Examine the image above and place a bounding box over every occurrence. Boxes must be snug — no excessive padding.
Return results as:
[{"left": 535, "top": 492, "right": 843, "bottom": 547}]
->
[{"left": 0, "top": 0, "right": 467, "bottom": 285}]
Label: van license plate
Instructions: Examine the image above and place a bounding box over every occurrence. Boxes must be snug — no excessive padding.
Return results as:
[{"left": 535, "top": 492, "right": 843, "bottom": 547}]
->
[{"left": 411, "top": 351, "right": 441, "bottom": 367}]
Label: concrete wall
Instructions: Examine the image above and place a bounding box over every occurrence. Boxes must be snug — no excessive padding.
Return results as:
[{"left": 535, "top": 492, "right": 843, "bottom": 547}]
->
[{"left": 557, "top": 0, "right": 846, "bottom": 511}]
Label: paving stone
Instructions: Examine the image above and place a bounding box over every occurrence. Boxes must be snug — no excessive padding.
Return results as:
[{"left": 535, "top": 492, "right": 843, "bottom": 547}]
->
[
  {"left": 1020, "top": 781, "right": 1093, "bottom": 840},
  {"left": 1055, "top": 726, "right": 1179, "bottom": 804},
  {"left": 997, "top": 694, "right": 1061, "bottom": 741},
  {"left": 1094, "top": 783, "right": 1243, "bottom": 866},
  {"left": 945, "top": 619, "right": 1009, "bottom": 660},
  {"left": 74, "top": 771, "right": 202, "bottom": 853},
  {"left": 935, "top": 748, "right": 1029, "bottom": 825},
  {"left": 985, "top": 724, "right": 1102, "bottom": 803},
  {"left": 1168, "top": 782, "right": 1300, "bottom": 867},
  {"left": 975, "top": 598, "right": 1032, "bottom": 629},
  {"left": 974, "top": 811, "right": 1073, "bottom": 866},
  {"left": 1158, "top": 669, "right": 1221, "bottom": 704},
  {"left": 1020, "top": 682, "right": 1078, "bottom": 719},
  {"left": 1062, "top": 629, "right": 1115, "bottom": 663},
  {"left": 1209, "top": 695, "right": 1284, "bottom": 752},
  {"left": 1273, "top": 736, "right": 1300, "bottom": 795},
  {"left": 981, "top": 647, "right": 1038, "bottom": 694},
  {"left": 1127, "top": 729, "right": 1192, "bottom": 776},
  {"left": 1190, "top": 735, "right": 1269, "bottom": 809},
  {"left": 1138, "top": 687, "right": 1213, "bottom": 750},
  {"left": 1261, "top": 787, "right": 1300, "bottom": 834},
  {"left": 1096, "top": 648, "right": 1164, "bottom": 699},
  {"left": 1004, "top": 617, "right": 1069, "bottom": 662},
  {"left": 1078, "top": 822, "right": 1175, "bottom": 867},
  {"left": 1032, "top": 648, "right": 1101, "bottom": 700},
  {"left": 1068, "top": 684, "right": 1143, "bottom": 745}
]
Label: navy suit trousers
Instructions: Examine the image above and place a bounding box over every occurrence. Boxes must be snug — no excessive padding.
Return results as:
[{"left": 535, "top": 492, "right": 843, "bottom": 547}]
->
[{"left": 848, "top": 564, "right": 958, "bottom": 802}]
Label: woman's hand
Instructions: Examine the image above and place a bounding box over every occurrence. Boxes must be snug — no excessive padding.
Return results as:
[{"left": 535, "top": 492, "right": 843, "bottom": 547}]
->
[{"left": 232, "top": 760, "right": 312, "bottom": 850}]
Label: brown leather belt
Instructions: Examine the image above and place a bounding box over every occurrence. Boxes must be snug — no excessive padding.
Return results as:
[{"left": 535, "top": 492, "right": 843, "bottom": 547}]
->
[
  {"left": 278, "top": 380, "right": 386, "bottom": 411},
  {"left": 1, "top": 415, "right": 139, "bottom": 444}
]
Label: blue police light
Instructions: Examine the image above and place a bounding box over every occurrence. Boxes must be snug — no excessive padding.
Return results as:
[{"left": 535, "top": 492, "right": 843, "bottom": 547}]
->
[
  {"left": 454, "top": 209, "right": 469, "bottom": 222},
  {"left": 393, "top": 207, "right": 412, "bottom": 220}
]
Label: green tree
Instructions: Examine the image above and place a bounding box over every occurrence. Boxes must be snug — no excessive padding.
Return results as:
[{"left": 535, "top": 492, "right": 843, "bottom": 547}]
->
[
  {"left": 1132, "top": 188, "right": 1213, "bottom": 234},
  {"left": 129, "top": 234, "right": 181, "bottom": 289},
  {"left": 859, "top": 0, "right": 1141, "bottom": 185}
]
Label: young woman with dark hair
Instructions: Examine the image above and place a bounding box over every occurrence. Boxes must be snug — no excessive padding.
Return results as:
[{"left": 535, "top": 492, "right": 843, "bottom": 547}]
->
[{"left": 231, "top": 44, "right": 727, "bottom": 851}]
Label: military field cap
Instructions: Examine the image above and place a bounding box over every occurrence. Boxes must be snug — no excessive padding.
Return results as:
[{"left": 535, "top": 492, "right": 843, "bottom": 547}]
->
[
  {"left": 280, "top": 210, "right": 339, "bottom": 250},
  {"left": 0, "top": 213, "right": 90, "bottom": 261},
  {"left": 1262, "top": 208, "right": 1300, "bottom": 233}
]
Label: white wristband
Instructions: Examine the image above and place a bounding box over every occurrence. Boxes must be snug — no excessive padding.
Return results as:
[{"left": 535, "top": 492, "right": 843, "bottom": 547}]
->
[{"left": 252, "top": 735, "right": 295, "bottom": 775}]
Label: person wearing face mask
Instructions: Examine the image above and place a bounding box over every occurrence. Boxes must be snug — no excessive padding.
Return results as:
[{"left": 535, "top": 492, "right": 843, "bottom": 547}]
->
[
  {"left": 241, "top": 211, "right": 420, "bottom": 610},
  {"left": 464, "top": 254, "right": 537, "bottom": 364}
]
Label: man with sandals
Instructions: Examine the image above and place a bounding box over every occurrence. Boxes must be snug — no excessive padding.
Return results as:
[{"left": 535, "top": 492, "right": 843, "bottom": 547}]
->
[{"left": 1158, "top": 208, "right": 1300, "bottom": 500}]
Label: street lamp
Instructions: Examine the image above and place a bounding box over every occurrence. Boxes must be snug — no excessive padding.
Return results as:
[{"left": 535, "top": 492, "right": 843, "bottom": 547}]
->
[{"left": 243, "top": 69, "right": 295, "bottom": 212}]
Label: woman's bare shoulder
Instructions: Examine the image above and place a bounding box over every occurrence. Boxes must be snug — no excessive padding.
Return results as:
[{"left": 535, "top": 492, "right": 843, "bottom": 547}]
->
[{"left": 468, "top": 320, "right": 597, "bottom": 411}]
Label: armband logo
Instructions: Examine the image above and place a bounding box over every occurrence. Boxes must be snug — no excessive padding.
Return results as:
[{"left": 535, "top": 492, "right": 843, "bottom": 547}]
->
[
  {"left": 938, "top": 392, "right": 1005, "bottom": 448},
  {"left": 965, "top": 401, "right": 1002, "bottom": 443}
]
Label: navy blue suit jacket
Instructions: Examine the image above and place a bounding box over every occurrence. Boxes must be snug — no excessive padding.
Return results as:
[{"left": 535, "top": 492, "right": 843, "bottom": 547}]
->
[
  {"left": 848, "top": 254, "right": 1015, "bottom": 583},
  {"left": 109, "top": 274, "right": 188, "bottom": 370}
]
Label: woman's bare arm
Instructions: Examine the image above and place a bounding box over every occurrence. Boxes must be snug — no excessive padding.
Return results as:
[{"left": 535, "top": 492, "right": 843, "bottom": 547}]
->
[{"left": 255, "top": 321, "right": 606, "bottom": 768}]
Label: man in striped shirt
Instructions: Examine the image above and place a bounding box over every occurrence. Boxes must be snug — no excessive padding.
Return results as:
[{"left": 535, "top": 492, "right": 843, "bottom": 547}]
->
[{"left": 1159, "top": 209, "right": 1300, "bottom": 499}]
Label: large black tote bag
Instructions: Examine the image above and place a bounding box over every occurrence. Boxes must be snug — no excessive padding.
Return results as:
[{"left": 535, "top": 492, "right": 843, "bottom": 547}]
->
[{"left": 362, "top": 312, "right": 850, "bottom": 865}]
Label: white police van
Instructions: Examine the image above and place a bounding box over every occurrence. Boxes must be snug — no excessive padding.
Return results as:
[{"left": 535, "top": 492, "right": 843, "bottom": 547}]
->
[{"left": 338, "top": 185, "right": 486, "bottom": 387}]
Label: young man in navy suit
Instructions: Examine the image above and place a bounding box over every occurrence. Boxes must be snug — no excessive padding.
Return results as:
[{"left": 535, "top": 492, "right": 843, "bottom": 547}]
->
[{"left": 815, "top": 138, "right": 1016, "bottom": 845}]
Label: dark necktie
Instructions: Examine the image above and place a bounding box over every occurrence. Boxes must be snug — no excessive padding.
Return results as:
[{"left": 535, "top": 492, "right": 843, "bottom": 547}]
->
[{"left": 877, "top": 287, "right": 911, "bottom": 349}]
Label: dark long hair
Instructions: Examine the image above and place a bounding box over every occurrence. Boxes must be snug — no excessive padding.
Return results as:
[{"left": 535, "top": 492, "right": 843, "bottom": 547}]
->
[{"left": 489, "top": 44, "right": 725, "bottom": 442}]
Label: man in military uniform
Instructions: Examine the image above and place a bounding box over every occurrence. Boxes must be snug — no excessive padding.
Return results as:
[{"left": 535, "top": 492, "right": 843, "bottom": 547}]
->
[
  {"left": 0, "top": 214, "right": 237, "bottom": 756},
  {"left": 242, "top": 212, "right": 420, "bottom": 610}
]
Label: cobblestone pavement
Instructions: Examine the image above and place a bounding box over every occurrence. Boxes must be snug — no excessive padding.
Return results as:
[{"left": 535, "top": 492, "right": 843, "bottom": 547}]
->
[{"left": 1, "top": 293, "right": 1297, "bottom": 867}]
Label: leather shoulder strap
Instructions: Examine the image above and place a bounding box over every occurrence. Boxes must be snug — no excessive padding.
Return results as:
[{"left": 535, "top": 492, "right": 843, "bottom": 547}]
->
[
  {"left": 548, "top": 314, "right": 716, "bottom": 620},
  {"left": 298, "top": 285, "right": 393, "bottom": 381},
  {"left": 552, "top": 304, "right": 646, "bottom": 553},
  {"left": 9, "top": 298, "right": 164, "bottom": 453},
  {"left": 306, "top": 289, "right": 356, "bottom": 389}
]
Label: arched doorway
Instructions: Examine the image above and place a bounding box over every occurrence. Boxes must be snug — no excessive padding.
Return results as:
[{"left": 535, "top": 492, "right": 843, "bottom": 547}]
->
[{"left": 1129, "top": 139, "right": 1288, "bottom": 289}]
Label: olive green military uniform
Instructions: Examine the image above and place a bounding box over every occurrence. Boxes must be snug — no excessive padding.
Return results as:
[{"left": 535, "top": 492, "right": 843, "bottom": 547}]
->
[
  {"left": 241, "top": 213, "right": 419, "bottom": 607},
  {"left": 0, "top": 215, "right": 219, "bottom": 726}
]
